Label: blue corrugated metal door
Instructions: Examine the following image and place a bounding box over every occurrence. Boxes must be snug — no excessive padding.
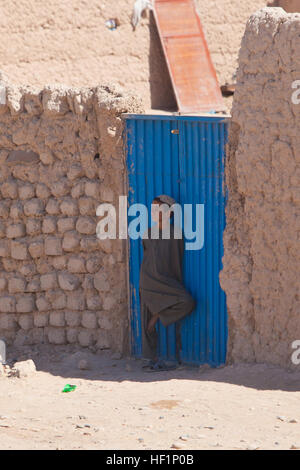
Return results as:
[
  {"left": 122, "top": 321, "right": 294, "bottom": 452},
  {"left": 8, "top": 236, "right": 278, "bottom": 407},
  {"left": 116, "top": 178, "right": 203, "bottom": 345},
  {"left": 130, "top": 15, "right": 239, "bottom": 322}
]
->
[{"left": 125, "top": 115, "right": 228, "bottom": 366}]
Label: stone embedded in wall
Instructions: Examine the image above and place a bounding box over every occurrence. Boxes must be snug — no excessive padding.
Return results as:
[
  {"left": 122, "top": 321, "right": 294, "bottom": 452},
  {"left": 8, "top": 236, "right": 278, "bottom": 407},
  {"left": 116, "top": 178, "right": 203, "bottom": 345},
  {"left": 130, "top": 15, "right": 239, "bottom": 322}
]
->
[
  {"left": 23, "top": 199, "right": 44, "bottom": 217},
  {"left": 58, "top": 272, "right": 80, "bottom": 291},
  {"left": 51, "top": 179, "right": 70, "bottom": 198},
  {"left": 16, "top": 295, "right": 35, "bottom": 313},
  {"left": 19, "top": 264, "right": 36, "bottom": 277},
  {"left": 6, "top": 223, "right": 26, "bottom": 239},
  {"left": 0, "top": 313, "right": 16, "bottom": 330},
  {"left": 0, "top": 222, "right": 6, "bottom": 237},
  {"left": 67, "top": 163, "right": 85, "bottom": 181},
  {"left": 50, "top": 290, "right": 67, "bottom": 310},
  {"left": 82, "top": 274, "right": 94, "bottom": 290},
  {"left": 44, "top": 237, "right": 63, "bottom": 256},
  {"left": 66, "top": 291, "right": 86, "bottom": 311},
  {"left": 24, "top": 91, "right": 43, "bottom": 116},
  {"left": 0, "top": 202, "right": 10, "bottom": 218},
  {"left": 46, "top": 199, "right": 61, "bottom": 215},
  {"left": 1, "top": 180, "right": 18, "bottom": 199},
  {"left": 3, "top": 258, "right": 18, "bottom": 272},
  {"left": 97, "top": 239, "right": 113, "bottom": 254},
  {"left": 51, "top": 256, "right": 67, "bottom": 271},
  {"left": 96, "top": 329, "right": 111, "bottom": 350},
  {"left": 102, "top": 296, "right": 117, "bottom": 311},
  {"left": 66, "top": 328, "right": 78, "bottom": 343},
  {"left": 76, "top": 216, "right": 96, "bottom": 235},
  {"left": 86, "top": 296, "right": 102, "bottom": 310},
  {"left": 78, "top": 330, "right": 95, "bottom": 347},
  {"left": 94, "top": 270, "right": 110, "bottom": 292},
  {"left": 67, "top": 256, "right": 86, "bottom": 274},
  {"left": 60, "top": 199, "right": 78, "bottom": 217},
  {"left": 78, "top": 197, "right": 96, "bottom": 216},
  {"left": 18, "top": 314, "right": 34, "bottom": 330},
  {"left": 81, "top": 312, "right": 97, "bottom": 329},
  {"left": 98, "top": 314, "right": 113, "bottom": 331},
  {"left": 42, "top": 217, "right": 57, "bottom": 234},
  {"left": 28, "top": 241, "right": 44, "bottom": 258},
  {"left": 42, "top": 86, "right": 70, "bottom": 116},
  {"left": 27, "top": 278, "right": 40, "bottom": 292},
  {"left": 8, "top": 276, "right": 26, "bottom": 293},
  {"left": 65, "top": 311, "right": 81, "bottom": 327},
  {"left": 0, "top": 278, "right": 7, "bottom": 291},
  {"left": 36, "top": 296, "right": 51, "bottom": 312},
  {"left": 19, "top": 183, "right": 35, "bottom": 200},
  {"left": 34, "top": 313, "right": 49, "bottom": 327},
  {"left": 26, "top": 219, "right": 41, "bottom": 236},
  {"left": 86, "top": 255, "right": 102, "bottom": 274},
  {"left": 80, "top": 237, "right": 100, "bottom": 252},
  {"left": 11, "top": 241, "right": 28, "bottom": 260},
  {"left": 62, "top": 231, "right": 80, "bottom": 252},
  {"left": 36, "top": 183, "right": 51, "bottom": 199},
  {"left": 6, "top": 150, "right": 40, "bottom": 165},
  {"left": 71, "top": 182, "right": 85, "bottom": 199},
  {"left": 100, "top": 186, "right": 114, "bottom": 202},
  {"left": 40, "top": 151, "right": 54, "bottom": 166},
  {"left": 36, "top": 260, "right": 52, "bottom": 275},
  {"left": 50, "top": 312, "right": 65, "bottom": 327},
  {"left": 40, "top": 273, "right": 57, "bottom": 291},
  {"left": 47, "top": 327, "right": 66, "bottom": 345},
  {"left": 85, "top": 181, "right": 100, "bottom": 199}
]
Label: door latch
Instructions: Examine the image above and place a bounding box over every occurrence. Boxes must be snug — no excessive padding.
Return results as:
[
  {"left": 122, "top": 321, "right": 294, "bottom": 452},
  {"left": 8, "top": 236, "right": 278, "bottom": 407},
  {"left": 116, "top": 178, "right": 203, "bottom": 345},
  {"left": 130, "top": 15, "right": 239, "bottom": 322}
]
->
[{"left": 171, "top": 129, "right": 179, "bottom": 134}]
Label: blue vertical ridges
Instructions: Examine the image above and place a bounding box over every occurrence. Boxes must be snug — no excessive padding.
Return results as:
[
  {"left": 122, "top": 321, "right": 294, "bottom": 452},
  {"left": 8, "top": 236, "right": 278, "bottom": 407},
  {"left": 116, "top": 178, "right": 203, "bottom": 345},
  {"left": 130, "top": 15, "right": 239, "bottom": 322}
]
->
[{"left": 125, "top": 114, "right": 229, "bottom": 366}]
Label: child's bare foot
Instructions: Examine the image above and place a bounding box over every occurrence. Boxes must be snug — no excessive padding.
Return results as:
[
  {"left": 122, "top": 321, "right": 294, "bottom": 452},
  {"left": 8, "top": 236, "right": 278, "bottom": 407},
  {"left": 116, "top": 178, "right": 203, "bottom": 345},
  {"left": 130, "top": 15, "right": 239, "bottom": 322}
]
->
[{"left": 147, "top": 314, "right": 159, "bottom": 333}]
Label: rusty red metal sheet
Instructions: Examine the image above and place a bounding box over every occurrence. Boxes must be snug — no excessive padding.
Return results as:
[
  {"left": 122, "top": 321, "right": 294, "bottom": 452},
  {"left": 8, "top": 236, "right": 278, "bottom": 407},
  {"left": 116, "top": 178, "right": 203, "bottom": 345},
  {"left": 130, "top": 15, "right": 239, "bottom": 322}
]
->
[{"left": 153, "top": 0, "right": 224, "bottom": 113}]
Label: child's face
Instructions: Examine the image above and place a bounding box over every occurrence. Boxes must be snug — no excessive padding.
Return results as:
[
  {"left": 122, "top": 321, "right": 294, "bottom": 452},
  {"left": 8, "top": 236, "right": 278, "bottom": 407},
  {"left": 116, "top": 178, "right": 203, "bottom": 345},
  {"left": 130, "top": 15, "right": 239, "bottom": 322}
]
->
[
  {"left": 151, "top": 200, "right": 160, "bottom": 223},
  {"left": 151, "top": 200, "right": 169, "bottom": 224}
]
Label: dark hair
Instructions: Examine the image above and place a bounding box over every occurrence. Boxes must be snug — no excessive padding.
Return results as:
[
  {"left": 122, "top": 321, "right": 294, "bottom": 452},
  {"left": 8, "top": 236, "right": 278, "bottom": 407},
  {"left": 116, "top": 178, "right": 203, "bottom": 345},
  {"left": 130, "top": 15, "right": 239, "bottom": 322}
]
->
[
  {"left": 152, "top": 196, "right": 163, "bottom": 205},
  {"left": 151, "top": 197, "right": 174, "bottom": 224},
  {"left": 153, "top": 196, "right": 175, "bottom": 207}
]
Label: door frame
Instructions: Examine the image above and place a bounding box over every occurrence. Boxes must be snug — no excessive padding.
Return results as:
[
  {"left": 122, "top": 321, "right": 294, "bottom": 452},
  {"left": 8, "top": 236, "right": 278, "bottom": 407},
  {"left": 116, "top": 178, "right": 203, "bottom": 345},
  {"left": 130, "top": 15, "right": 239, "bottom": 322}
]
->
[{"left": 123, "top": 113, "right": 230, "bottom": 365}]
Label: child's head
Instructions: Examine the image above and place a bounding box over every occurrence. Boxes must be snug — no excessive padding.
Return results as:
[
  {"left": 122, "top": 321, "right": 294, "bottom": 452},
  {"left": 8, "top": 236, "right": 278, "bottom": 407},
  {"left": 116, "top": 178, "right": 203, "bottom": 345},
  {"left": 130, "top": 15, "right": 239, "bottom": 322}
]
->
[{"left": 151, "top": 194, "right": 176, "bottom": 226}]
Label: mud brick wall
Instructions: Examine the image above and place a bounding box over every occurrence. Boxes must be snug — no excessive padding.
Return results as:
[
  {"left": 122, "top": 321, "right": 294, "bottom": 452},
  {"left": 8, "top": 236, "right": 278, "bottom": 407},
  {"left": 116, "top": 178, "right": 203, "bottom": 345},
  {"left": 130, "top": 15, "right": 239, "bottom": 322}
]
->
[
  {"left": 219, "top": 8, "right": 300, "bottom": 368},
  {"left": 0, "top": 80, "right": 143, "bottom": 352},
  {"left": 0, "top": 0, "right": 272, "bottom": 113}
]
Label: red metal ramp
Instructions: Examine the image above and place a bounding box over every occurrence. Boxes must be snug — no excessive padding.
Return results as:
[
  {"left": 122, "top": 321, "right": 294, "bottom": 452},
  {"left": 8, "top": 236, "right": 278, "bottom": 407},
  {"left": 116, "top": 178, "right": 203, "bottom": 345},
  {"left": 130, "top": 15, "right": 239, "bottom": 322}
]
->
[{"left": 153, "top": 0, "right": 224, "bottom": 113}]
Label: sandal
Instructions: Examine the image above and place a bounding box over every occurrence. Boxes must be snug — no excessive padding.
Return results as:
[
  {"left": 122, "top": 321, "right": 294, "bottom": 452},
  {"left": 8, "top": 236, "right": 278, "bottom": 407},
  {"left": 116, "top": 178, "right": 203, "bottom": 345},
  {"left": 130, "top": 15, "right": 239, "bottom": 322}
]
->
[
  {"left": 142, "top": 359, "right": 157, "bottom": 369},
  {"left": 143, "top": 359, "right": 178, "bottom": 372}
]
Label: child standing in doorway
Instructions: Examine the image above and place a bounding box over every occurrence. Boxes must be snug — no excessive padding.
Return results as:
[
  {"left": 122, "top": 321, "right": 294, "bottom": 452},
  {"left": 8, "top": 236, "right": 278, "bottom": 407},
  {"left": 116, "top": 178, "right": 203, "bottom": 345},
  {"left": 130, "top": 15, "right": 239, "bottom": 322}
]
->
[{"left": 139, "top": 194, "right": 196, "bottom": 371}]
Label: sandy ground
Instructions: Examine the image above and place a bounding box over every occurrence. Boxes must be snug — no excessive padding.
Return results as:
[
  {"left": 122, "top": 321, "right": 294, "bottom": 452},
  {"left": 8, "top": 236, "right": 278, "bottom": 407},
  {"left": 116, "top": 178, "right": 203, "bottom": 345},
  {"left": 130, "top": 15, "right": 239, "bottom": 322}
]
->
[{"left": 0, "top": 344, "right": 300, "bottom": 450}]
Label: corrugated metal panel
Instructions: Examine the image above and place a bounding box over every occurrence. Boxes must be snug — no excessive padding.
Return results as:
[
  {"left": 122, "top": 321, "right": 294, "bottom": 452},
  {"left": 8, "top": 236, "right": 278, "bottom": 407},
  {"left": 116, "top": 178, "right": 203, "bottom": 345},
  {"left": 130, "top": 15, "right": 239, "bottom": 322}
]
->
[
  {"left": 125, "top": 114, "right": 228, "bottom": 366},
  {"left": 153, "top": 0, "right": 224, "bottom": 113},
  {"left": 178, "top": 119, "right": 228, "bottom": 365}
]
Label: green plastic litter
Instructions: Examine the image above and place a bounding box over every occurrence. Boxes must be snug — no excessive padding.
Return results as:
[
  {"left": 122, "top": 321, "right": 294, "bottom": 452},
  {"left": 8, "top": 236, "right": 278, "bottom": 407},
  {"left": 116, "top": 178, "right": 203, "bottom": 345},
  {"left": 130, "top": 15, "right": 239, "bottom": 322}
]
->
[{"left": 62, "top": 384, "right": 77, "bottom": 393}]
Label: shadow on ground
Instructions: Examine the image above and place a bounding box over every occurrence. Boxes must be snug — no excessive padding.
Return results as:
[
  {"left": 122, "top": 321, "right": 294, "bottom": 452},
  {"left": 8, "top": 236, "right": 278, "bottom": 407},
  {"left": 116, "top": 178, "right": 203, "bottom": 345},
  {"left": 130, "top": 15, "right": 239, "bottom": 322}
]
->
[{"left": 5, "top": 343, "right": 300, "bottom": 392}]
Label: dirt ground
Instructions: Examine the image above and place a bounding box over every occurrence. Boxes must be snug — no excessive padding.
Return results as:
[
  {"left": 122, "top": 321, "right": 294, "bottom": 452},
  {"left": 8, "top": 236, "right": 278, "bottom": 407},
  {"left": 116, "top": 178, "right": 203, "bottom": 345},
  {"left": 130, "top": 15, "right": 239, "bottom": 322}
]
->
[{"left": 1, "top": 344, "right": 300, "bottom": 450}]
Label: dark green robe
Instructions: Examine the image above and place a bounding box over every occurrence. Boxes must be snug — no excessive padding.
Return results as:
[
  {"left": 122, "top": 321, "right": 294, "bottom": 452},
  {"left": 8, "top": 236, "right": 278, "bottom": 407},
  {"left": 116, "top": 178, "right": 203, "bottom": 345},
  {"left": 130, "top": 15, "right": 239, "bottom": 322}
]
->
[{"left": 139, "top": 224, "right": 196, "bottom": 359}]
